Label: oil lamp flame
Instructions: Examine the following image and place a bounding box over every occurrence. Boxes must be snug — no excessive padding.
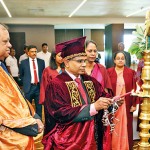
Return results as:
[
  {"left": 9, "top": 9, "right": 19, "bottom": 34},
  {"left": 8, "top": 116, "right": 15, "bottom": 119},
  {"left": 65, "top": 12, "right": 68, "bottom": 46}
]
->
[
  {"left": 131, "top": 89, "right": 135, "bottom": 94},
  {"left": 136, "top": 82, "right": 141, "bottom": 93},
  {"left": 131, "top": 82, "right": 141, "bottom": 96}
]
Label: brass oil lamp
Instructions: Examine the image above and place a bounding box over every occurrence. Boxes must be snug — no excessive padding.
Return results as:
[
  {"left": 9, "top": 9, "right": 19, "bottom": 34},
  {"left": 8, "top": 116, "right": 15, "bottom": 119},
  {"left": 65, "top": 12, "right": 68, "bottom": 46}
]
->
[
  {"left": 137, "top": 50, "right": 150, "bottom": 150},
  {"left": 137, "top": 11, "right": 150, "bottom": 150}
]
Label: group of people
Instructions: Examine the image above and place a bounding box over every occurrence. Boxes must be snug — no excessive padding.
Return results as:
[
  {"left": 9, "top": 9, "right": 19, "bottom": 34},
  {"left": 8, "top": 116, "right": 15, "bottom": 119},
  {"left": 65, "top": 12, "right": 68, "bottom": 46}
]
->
[
  {"left": 3, "top": 41, "right": 52, "bottom": 118},
  {"left": 0, "top": 22, "right": 138, "bottom": 150}
]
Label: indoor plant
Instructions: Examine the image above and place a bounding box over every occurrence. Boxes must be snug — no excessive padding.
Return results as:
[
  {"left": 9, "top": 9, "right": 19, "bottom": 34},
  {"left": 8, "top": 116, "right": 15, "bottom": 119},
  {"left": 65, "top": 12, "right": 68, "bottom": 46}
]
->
[{"left": 128, "top": 25, "right": 150, "bottom": 59}]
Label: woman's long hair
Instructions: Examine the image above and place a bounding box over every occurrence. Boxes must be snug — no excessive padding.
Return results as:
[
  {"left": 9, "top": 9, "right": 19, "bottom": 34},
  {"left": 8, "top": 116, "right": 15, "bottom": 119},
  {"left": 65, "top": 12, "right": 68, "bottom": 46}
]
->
[{"left": 49, "top": 51, "right": 64, "bottom": 70}]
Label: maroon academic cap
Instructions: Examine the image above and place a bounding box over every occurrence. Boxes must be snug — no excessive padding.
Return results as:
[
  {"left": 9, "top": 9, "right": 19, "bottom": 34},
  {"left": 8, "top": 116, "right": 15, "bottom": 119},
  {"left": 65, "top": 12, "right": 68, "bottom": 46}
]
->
[{"left": 61, "top": 36, "right": 86, "bottom": 59}]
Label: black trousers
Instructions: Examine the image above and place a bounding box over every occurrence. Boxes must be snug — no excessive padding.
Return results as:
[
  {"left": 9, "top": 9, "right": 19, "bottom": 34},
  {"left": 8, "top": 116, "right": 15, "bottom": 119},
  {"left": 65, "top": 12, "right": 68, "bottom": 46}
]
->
[
  {"left": 13, "top": 76, "right": 23, "bottom": 86},
  {"left": 25, "top": 84, "right": 42, "bottom": 118}
]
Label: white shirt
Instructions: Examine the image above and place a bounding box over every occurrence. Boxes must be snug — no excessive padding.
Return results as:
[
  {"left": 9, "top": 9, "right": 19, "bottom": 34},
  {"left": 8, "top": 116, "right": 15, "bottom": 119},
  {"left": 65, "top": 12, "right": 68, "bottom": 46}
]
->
[
  {"left": 19, "top": 53, "right": 28, "bottom": 64},
  {"left": 29, "top": 57, "right": 39, "bottom": 83},
  {"left": 65, "top": 69, "right": 80, "bottom": 81},
  {"left": 5, "top": 55, "right": 19, "bottom": 77},
  {"left": 37, "top": 51, "right": 51, "bottom": 68}
]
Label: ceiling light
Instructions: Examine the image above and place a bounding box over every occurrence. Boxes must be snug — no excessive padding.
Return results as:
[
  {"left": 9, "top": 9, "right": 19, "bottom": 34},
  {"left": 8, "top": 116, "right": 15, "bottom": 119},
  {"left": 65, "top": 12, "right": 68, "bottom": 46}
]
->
[
  {"left": 0, "top": 0, "right": 12, "bottom": 17},
  {"left": 126, "top": 6, "right": 150, "bottom": 17},
  {"left": 69, "top": 0, "right": 87, "bottom": 18}
]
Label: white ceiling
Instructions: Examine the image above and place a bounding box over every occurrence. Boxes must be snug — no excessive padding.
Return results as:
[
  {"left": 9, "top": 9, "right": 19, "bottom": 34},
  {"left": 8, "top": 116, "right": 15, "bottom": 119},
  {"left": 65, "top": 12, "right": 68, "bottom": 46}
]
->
[{"left": 0, "top": 0, "right": 149, "bottom": 29}]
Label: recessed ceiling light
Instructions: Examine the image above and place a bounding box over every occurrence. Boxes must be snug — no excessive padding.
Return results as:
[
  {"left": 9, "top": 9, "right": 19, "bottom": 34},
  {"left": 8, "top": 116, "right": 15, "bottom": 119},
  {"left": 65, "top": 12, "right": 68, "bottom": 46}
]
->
[
  {"left": 69, "top": 0, "right": 87, "bottom": 18},
  {"left": 126, "top": 6, "right": 150, "bottom": 17},
  {"left": 0, "top": 0, "right": 12, "bottom": 17}
]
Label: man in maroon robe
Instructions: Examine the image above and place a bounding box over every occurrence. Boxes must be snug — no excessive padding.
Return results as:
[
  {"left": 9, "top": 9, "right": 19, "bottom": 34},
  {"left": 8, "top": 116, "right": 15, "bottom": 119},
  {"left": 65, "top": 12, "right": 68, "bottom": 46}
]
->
[{"left": 42, "top": 36, "right": 113, "bottom": 150}]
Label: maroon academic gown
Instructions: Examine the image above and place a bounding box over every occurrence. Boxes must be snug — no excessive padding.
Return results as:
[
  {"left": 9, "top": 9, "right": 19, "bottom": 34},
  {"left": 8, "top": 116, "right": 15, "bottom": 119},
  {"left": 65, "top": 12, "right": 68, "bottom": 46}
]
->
[
  {"left": 107, "top": 67, "right": 137, "bottom": 149},
  {"left": 96, "top": 63, "right": 112, "bottom": 90},
  {"left": 39, "top": 67, "right": 63, "bottom": 104},
  {"left": 91, "top": 63, "right": 112, "bottom": 150},
  {"left": 42, "top": 72, "right": 110, "bottom": 150}
]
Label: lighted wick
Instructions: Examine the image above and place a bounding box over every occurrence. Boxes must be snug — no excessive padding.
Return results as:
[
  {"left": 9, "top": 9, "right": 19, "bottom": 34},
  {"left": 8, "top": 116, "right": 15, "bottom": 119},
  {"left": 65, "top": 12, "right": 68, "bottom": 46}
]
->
[
  {"left": 113, "top": 92, "right": 132, "bottom": 101},
  {"left": 132, "top": 83, "right": 141, "bottom": 96}
]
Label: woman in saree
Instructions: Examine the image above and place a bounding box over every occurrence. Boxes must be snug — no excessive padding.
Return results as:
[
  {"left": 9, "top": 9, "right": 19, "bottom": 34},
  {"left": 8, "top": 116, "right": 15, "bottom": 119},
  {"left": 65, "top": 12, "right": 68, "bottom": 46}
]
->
[
  {"left": 85, "top": 40, "right": 112, "bottom": 150},
  {"left": 107, "top": 51, "right": 138, "bottom": 150}
]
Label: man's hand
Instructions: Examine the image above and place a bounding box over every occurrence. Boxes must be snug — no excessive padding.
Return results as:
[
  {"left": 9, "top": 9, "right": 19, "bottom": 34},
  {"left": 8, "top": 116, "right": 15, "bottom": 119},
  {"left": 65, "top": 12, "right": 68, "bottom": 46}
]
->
[
  {"left": 36, "top": 119, "right": 44, "bottom": 133},
  {"left": 94, "top": 97, "right": 112, "bottom": 111},
  {"left": 116, "top": 98, "right": 124, "bottom": 106},
  {"left": 130, "top": 106, "right": 136, "bottom": 112}
]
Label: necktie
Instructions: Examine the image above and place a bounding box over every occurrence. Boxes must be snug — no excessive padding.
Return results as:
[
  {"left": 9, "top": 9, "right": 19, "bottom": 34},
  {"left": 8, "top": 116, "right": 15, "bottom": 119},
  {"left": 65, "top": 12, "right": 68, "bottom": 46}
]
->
[
  {"left": 75, "top": 78, "right": 88, "bottom": 104},
  {"left": 0, "top": 61, "right": 9, "bottom": 74},
  {"left": 32, "top": 59, "right": 38, "bottom": 84}
]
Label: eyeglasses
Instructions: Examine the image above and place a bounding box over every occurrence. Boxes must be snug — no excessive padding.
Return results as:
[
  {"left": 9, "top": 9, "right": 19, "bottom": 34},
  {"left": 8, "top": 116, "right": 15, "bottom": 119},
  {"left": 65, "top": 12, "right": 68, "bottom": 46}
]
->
[{"left": 70, "top": 59, "right": 87, "bottom": 64}]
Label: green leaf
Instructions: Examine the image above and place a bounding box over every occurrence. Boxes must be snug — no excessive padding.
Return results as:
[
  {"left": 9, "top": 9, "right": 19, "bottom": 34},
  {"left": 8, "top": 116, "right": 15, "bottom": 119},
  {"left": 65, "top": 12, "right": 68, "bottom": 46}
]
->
[
  {"left": 136, "top": 25, "right": 145, "bottom": 36},
  {"left": 128, "top": 44, "right": 140, "bottom": 54},
  {"left": 128, "top": 25, "right": 147, "bottom": 57},
  {"left": 136, "top": 52, "right": 143, "bottom": 59},
  {"left": 132, "top": 32, "right": 144, "bottom": 40}
]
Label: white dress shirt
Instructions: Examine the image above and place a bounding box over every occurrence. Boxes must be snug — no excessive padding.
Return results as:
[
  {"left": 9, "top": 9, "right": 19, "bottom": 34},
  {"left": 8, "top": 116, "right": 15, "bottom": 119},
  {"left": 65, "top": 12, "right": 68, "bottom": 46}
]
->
[
  {"left": 29, "top": 57, "right": 39, "bottom": 83},
  {"left": 37, "top": 51, "right": 51, "bottom": 68},
  {"left": 5, "top": 55, "right": 19, "bottom": 77},
  {"left": 19, "top": 53, "right": 28, "bottom": 64}
]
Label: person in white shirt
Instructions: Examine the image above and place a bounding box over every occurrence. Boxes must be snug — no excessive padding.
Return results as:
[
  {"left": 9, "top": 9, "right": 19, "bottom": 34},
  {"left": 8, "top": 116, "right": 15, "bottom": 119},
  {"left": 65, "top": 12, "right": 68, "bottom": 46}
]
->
[
  {"left": 5, "top": 47, "right": 19, "bottom": 83},
  {"left": 19, "top": 45, "right": 28, "bottom": 64},
  {"left": 37, "top": 43, "right": 51, "bottom": 68}
]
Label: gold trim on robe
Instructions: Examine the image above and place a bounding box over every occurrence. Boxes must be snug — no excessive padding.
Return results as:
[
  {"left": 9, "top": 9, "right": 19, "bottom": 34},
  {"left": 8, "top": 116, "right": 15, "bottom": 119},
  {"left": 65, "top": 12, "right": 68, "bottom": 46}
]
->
[
  {"left": 84, "top": 81, "right": 96, "bottom": 103},
  {"left": 65, "top": 81, "right": 82, "bottom": 107},
  {"left": 65, "top": 80, "right": 96, "bottom": 107}
]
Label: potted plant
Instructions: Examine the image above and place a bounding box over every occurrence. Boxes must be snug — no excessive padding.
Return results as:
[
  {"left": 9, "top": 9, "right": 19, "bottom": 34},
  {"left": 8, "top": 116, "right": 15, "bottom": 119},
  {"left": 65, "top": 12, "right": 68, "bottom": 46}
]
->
[
  {"left": 128, "top": 23, "right": 150, "bottom": 147},
  {"left": 128, "top": 25, "right": 150, "bottom": 59}
]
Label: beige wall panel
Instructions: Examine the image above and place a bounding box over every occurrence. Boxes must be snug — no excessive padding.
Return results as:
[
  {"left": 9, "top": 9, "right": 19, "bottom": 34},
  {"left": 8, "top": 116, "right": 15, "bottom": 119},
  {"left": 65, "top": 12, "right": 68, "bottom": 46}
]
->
[
  {"left": 8, "top": 25, "right": 55, "bottom": 52},
  {"left": 91, "top": 29, "right": 104, "bottom": 51}
]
